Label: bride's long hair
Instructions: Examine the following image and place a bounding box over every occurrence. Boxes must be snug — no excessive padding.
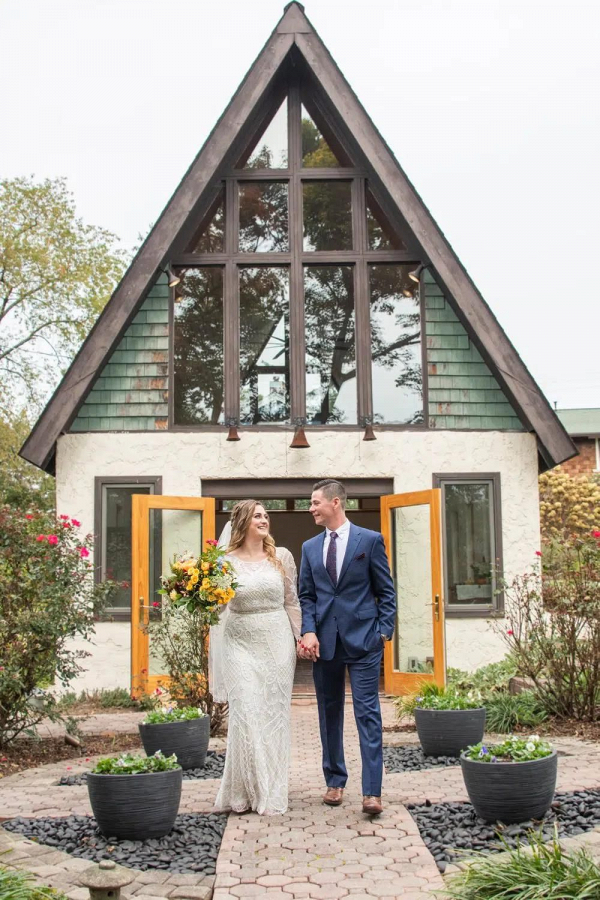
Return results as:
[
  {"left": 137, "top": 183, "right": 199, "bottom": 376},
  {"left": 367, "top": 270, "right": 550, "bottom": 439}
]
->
[{"left": 228, "top": 500, "right": 284, "bottom": 575}]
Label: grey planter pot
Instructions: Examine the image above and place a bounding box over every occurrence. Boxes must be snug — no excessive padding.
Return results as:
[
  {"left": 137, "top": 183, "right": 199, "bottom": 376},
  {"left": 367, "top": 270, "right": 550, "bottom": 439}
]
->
[
  {"left": 87, "top": 768, "right": 182, "bottom": 840},
  {"left": 138, "top": 716, "right": 210, "bottom": 770},
  {"left": 415, "top": 707, "right": 486, "bottom": 757},
  {"left": 460, "top": 749, "right": 558, "bottom": 824}
]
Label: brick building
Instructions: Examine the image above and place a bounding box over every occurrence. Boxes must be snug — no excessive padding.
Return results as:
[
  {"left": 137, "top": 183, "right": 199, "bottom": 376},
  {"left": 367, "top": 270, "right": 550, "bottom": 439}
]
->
[{"left": 556, "top": 409, "right": 600, "bottom": 476}]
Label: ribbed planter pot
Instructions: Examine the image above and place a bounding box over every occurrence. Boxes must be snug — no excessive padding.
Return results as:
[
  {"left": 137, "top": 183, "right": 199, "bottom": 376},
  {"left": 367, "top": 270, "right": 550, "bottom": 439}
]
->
[
  {"left": 138, "top": 716, "right": 210, "bottom": 770},
  {"left": 415, "top": 707, "right": 486, "bottom": 757},
  {"left": 87, "top": 768, "right": 182, "bottom": 840},
  {"left": 460, "top": 750, "right": 558, "bottom": 824}
]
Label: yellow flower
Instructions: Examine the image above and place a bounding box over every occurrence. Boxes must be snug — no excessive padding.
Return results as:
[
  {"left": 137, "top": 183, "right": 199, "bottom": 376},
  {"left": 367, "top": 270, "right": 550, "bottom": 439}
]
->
[
  {"left": 186, "top": 580, "right": 194, "bottom": 590},
  {"left": 201, "top": 561, "right": 210, "bottom": 573},
  {"left": 201, "top": 578, "right": 210, "bottom": 589},
  {"left": 191, "top": 567, "right": 199, "bottom": 577},
  {"left": 191, "top": 574, "right": 199, "bottom": 585},
  {"left": 169, "top": 589, "right": 178, "bottom": 601},
  {"left": 226, "top": 588, "right": 235, "bottom": 600}
]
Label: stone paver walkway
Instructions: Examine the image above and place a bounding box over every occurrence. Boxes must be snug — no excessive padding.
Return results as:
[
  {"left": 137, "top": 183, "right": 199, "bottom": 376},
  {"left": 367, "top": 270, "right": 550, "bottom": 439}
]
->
[{"left": 2, "top": 700, "right": 600, "bottom": 899}]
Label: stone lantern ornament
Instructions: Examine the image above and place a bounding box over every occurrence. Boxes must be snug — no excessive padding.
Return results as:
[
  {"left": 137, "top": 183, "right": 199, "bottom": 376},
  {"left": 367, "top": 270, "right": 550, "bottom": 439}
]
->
[{"left": 79, "top": 859, "right": 134, "bottom": 900}]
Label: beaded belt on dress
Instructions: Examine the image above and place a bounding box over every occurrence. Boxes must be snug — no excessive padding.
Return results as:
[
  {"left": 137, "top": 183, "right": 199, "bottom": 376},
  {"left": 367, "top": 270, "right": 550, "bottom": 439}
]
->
[{"left": 230, "top": 607, "right": 283, "bottom": 616}]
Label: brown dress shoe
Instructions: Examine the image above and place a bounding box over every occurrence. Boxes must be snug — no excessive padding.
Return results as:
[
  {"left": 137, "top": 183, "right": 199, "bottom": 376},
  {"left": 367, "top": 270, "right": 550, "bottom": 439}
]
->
[
  {"left": 362, "top": 795, "right": 383, "bottom": 815},
  {"left": 323, "top": 787, "right": 344, "bottom": 806}
]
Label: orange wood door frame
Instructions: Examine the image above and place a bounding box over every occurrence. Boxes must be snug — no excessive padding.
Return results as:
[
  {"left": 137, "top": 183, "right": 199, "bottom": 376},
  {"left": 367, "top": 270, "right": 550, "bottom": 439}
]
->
[
  {"left": 131, "top": 495, "right": 215, "bottom": 696},
  {"left": 380, "top": 489, "right": 445, "bottom": 695}
]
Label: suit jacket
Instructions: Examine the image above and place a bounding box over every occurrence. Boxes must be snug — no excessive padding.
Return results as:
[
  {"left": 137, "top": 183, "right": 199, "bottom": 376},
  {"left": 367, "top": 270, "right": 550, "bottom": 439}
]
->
[{"left": 298, "top": 523, "right": 396, "bottom": 660}]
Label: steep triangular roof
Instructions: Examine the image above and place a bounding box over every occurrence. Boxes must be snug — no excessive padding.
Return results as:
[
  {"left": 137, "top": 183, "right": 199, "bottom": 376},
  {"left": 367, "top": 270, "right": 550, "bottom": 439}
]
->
[{"left": 21, "top": 1, "right": 575, "bottom": 472}]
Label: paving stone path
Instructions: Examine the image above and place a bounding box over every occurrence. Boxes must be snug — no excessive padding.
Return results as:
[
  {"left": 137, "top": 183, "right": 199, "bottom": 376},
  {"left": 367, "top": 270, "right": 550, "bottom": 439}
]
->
[{"left": 2, "top": 700, "right": 600, "bottom": 899}]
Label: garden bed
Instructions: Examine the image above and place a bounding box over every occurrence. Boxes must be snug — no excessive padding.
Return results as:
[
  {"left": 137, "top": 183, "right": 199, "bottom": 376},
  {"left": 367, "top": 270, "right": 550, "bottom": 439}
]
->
[
  {"left": 407, "top": 789, "right": 600, "bottom": 872},
  {"left": 3, "top": 812, "right": 227, "bottom": 875},
  {"left": 0, "top": 734, "right": 142, "bottom": 777},
  {"left": 383, "top": 744, "right": 460, "bottom": 772},
  {"left": 56, "top": 751, "right": 226, "bottom": 785}
]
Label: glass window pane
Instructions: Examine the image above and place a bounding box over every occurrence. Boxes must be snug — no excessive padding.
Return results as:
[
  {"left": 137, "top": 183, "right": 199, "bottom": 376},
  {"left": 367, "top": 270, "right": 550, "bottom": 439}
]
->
[
  {"left": 366, "top": 189, "right": 406, "bottom": 251},
  {"left": 239, "top": 267, "right": 290, "bottom": 425},
  {"left": 391, "top": 504, "right": 434, "bottom": 673},
  {"left": 303, "top": 182, "right": 352, "bottom": 251},
  {"left": 305, "top": 266, "right": 356, "bottom": 424},
  {"left": 370, "top": 264, "right": 423, "bottom": 425},
  {"left": 239, "top": 183, "right": 289, "bottom": 252},
  {"left": 243, "top": 100, "right": 288, "bottom": 169},
  {"left": 186, "top": 189, "right": 225, "bottom": 253},
  {"left": 103, "top": 485, "right": 151, "bottom": 609},
  {"left": 173, "top": 268, "right": 224, "bottom": 424},
  {"left": 444, "top": 482, "right": 495, "bottom": 606},
  {"left": 301, "top": 105, "right": 344, "bottom": 167}
]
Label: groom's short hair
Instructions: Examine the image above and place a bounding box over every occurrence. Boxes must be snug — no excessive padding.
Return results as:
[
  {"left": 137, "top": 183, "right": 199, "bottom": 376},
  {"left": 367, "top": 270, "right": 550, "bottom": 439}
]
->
[{"left": 312, "top": 479, "right": 347, "bottom": 509}]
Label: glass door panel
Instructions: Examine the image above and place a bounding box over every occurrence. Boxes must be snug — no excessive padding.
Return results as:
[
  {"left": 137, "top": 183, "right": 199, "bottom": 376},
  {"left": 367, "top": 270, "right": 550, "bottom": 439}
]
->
[
  {"left": 131, "top": 496, "right": 215, "bottom": 695},
  {"left": 380, "top": 490, "right": 445, "bottom": 695}
]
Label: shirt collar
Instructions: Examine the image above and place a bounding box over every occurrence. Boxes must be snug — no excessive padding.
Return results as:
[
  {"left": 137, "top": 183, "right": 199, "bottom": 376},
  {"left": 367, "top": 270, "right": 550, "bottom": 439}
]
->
[{"left": 327, "top": 519, "right": 351, "bottom": 538}]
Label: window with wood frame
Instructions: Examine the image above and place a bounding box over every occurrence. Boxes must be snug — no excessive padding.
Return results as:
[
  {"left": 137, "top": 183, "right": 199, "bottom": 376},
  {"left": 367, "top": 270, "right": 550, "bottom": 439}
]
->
[{"left": 170, "top": 84, "right": 425, "bottom": 431}]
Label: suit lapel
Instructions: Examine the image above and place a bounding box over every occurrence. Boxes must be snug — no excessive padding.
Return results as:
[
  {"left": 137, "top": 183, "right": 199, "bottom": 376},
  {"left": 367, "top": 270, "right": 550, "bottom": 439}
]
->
[{"left": 337, "top": 524, "right": 362, "bottom": 588}]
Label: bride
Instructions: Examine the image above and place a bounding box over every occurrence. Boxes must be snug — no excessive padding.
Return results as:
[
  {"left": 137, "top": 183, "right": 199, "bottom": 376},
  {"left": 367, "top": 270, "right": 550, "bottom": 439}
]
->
[{"left": 211, "top": 499, "right": 301, "bottom": 815}]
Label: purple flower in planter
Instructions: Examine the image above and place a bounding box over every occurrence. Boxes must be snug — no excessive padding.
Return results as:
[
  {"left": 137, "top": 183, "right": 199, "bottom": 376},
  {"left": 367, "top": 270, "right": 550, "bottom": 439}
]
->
[{"left": 478, "top": 746, "right": 489, "bottom": 758}]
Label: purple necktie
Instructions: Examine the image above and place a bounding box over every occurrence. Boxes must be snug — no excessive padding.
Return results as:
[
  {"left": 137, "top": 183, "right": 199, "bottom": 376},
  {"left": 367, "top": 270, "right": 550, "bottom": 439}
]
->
[{"left": 326, "top": 532, "right": 338, "bottom": 584}]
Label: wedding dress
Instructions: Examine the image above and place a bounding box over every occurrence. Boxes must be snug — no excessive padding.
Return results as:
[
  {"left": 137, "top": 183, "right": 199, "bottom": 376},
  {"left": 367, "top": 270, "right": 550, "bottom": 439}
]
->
[{"left": 213, "top": 547, "right": 301, "bottom": 815}]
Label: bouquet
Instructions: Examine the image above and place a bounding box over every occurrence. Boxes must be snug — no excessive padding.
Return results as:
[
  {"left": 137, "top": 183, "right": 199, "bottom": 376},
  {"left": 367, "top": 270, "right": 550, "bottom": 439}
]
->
[{"left": 157, "top": 539, "right": 238, "bottom": 624}]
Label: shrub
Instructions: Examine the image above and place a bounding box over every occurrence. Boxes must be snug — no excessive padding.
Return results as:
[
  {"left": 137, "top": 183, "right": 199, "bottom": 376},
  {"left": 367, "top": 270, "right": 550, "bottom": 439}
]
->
[
  {"left": 447, "top": 657, "right": 518, "bottom": 695},
  {"left": 145, "top": 604, "right": 228, "bottom": 736},
  {"left": 442, "top": 829, "right": 600, "bottom": 899},
  {"left": 142, "top": 706, "right": 206, "bottom": 725},
  {"left": 0, "top": 507, "right": 118, "bottom": 747},
  {"left": 91, "top": 751, "right": 179, "bottom": 775},
  {"left": 395, "top": 682, "right": 482, "bottom": 718},
  {"left": 496, "top": 533, "right": 600, "bottom": 721},
  {"left": 0, "top": 866, "right": 64, "bottom": 900},
  {"left": 484, "top": 691, "right": 547, "bottom": 733},
  {"left": 539, "top": 468, "right": 600, "bottom": 542},
  {"left": 464, "top": 735, "right": 553, "bottom": 763}
]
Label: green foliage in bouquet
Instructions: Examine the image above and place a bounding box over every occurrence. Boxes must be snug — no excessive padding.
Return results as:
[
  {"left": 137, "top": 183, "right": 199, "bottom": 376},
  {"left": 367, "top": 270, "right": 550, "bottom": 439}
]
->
[{"left": 157, "top": 540, "right": 238, "bottom": 624}]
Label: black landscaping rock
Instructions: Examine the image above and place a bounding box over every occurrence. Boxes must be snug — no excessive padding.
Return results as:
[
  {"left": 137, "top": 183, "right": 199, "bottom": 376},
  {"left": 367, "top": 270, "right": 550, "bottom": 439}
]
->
[
  {"left": 3, "top": 813, "right": 227, "bottom": 875},
  {"left": 383, "top": 744, "right": 461, "bottom": 773},
  {"left": 407, "top": 788, "right": 600, "bottom": 872},
  {"left": 56, "top": 751, "right": 226, "bottom": 786}
]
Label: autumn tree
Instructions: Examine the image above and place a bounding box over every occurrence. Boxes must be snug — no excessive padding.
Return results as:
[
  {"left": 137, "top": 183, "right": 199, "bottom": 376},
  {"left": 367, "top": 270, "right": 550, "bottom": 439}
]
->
[{"left": 539, "top": 467, "right": 600, "bottom": 542}]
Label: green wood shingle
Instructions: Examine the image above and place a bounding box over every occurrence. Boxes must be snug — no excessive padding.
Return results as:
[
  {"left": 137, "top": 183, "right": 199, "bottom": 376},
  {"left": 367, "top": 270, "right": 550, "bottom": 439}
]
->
[{"left": 425, "top": 271, "right": 523, "bottom": 430}]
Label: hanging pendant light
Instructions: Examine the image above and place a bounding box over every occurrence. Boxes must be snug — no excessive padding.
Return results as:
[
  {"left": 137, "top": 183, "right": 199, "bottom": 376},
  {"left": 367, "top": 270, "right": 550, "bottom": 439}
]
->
[
  {"left": 408, "top": 263, "right": 425, "bottom": 284},
  {"left": 362, "top": 417, "right": 376, "bottom": 441},
  {"left": 225, "top": 418, "right": 240, "bottom": 441},
  {"left": 290, "top": 417, "right": 310, "bottom": 448}
]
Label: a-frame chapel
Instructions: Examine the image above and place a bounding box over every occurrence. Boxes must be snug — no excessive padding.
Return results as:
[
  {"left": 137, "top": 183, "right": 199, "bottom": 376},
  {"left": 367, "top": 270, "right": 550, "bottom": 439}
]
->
[{"left": 21, "top": 2, "right": 575, "bottom": 696}]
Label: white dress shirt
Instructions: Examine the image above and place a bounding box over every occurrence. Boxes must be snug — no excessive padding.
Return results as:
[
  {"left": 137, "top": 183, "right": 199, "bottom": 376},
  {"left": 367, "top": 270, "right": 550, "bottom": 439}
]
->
[{"left": 323, "top": 518, "right": 351, "bottom": 580}]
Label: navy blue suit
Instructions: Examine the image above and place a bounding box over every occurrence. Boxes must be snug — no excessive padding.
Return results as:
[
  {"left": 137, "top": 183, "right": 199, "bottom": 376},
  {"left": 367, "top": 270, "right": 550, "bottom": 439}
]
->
[{"left": 299, "top": 524, "right": 396, "bottom": 795}]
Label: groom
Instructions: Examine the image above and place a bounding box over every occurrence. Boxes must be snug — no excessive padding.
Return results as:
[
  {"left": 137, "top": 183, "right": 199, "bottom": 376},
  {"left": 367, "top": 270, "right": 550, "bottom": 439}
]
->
[{"left": 298, "top": 479, "right": 396, "bottom": 815}]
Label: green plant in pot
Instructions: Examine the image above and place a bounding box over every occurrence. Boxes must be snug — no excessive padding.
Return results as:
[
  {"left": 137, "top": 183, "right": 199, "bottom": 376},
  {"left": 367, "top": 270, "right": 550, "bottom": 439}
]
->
[
  {"left": 397, "top": 683, "right": 486, "bottom": 757},
  {"left": 138, "top": 703, "right": 210, "bottom": 770},
  {"left": 460, "top": 735, "right": 557, "bottom": 824},
  {"left": 87, "top": 751, "right": 182, "bottom": 840}
]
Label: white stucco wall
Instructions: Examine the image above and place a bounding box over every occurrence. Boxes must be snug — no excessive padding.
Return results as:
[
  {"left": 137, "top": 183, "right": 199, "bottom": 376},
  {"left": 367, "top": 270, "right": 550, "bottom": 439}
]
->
[{"left": 55, "top": 429, "right": 540, "bottom": 692}]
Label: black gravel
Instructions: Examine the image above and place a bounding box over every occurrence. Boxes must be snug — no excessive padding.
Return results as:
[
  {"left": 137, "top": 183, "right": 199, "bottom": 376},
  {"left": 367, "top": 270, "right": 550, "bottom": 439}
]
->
[
  {"left": 56, "top": 751, "right": 226, "bottom": 786},
  {"left": 408, "top": 789, "right": 600, "bottom": 873},
  {"left": 383, "top": 744, "right": 460, "bottom": 773},
  {"left": 3, "top": 813, "right": 227, "bottom": 875}
]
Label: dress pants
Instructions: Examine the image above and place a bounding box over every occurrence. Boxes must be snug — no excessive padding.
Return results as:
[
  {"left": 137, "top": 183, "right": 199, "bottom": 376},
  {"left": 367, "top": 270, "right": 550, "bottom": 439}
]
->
[{"left": 313, "top": 635, "right": 384, "bottom": 796}]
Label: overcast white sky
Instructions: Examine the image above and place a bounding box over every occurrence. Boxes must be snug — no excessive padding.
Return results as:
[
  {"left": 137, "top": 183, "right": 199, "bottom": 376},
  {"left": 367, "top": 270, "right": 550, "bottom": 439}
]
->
[{"left": 1, "top": 0, "right": 598, "bottom": 410}]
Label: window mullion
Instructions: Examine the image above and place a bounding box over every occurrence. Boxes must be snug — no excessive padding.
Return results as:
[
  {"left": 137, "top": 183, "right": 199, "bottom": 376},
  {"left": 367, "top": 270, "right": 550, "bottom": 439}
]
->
[
  {"left": 224, "top": 180, "right": 239, "bottom": 424},
  {"left": 288, "top": 83, "right": 306, "bottom": 424},
  {"left": 353, "top": 177, "right": 373, "bottom": 426}
]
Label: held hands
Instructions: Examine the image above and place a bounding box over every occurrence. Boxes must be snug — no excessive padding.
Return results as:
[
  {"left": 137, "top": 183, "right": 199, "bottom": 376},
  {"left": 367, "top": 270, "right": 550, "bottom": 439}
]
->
[{"left": 297, "top": 632, "right": 320, "bottom": 661}]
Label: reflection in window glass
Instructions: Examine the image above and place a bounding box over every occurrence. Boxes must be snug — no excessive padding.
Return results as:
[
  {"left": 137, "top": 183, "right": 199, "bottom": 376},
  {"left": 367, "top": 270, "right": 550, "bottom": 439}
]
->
[
  {"left": 369, "top": 265, "right": 423, "bottom": 425},
  {"left": 239, "top": 183, "right": 289, "bottom": 252},
  {"left": 305, "top": 266, "right": 356, "bottom": 424},
  {"left": 239, "top": 268, "right": 290, "bottom": 425},
  {"left": 102, "top": 485, "right": 151, "bottom": 609},
  {"left": 222, "top": 499, "right": 287, "bottom": 511},
  {"left": 301, "top": 106, "right": 342, "bottom": 167},
  {"left": 186, "top": 189, "right": 225, "bottom": 253},
  {"left": 173, "top": 268, "right": 224, "bottom": 425},
  {"left": 444, "top": 482, "right": 496, "bottom": 606},
  {"left": 243, "top": 100, "right": 288, "bottom": 169},
  {"left": 366, "top": 189, "right": 406, "bottom": 251},
  {"left": 303, "top": 182, "right": 352, "bottom": 251}
]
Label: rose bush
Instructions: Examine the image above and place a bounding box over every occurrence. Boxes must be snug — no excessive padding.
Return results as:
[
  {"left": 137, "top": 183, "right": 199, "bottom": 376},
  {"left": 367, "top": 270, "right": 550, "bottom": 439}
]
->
[{"left": 0, "top": 506, "right": 117, "bottom": 746}]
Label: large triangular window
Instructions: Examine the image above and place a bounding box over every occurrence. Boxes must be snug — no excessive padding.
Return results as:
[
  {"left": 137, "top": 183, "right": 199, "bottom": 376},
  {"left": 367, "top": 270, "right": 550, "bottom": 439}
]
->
[{"left": 171, "top": 74, "right": 424, "bottom": 430}]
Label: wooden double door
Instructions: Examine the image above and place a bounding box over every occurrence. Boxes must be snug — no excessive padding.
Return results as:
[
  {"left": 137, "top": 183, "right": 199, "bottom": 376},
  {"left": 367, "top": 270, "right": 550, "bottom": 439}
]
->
[{"left": 131, "top": 491, "right": 445, "bottom": 697}]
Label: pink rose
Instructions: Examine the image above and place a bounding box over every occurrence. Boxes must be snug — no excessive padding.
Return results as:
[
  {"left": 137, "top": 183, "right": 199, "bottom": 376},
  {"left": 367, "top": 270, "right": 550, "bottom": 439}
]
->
[
  {"left": 152, "top": 601, "right": 160, "bottom": 608},
  {"left": 593, "top": 531, "right": 600, "bottom": 539},
  {"left": 26, "top": 514, "right": 34, "bottom": 520},
  {"left": 507, "top": 629, "right": 514, "bottom": 636},
  {"left": 80, "top": 547, "right": 90, "bottom": 558},
  {"left": 71, "top": 519, "right": 81, "bottom": 527},
  {"left": 59, "top": 514, "right": 69, "bottom": 521},
  {"left": 36, "top": 535, "right": 46, "bottom": 542},
  {"left": 48, "top": 535, "right": 58, "bottom": 545},
  {"left": 206, "top": 539, "right": 218, "bottom": 546}
]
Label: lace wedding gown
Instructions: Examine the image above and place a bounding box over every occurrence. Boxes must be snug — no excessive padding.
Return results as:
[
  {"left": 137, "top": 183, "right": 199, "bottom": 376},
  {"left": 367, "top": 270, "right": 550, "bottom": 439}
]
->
[{"left": 213, "top": 547, "right": 301, "bottom": 815}]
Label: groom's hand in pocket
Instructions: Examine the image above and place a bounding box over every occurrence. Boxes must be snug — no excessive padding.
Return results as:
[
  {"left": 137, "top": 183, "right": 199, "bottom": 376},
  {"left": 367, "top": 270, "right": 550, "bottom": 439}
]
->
[{"left": 301, "top": 632, "right": 320, "bottom": 661}]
